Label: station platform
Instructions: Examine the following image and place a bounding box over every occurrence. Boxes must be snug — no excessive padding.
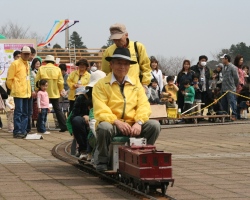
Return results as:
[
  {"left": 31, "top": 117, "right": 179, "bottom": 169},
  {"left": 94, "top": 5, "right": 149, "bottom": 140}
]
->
[{"left": 0, "top": 114, "right": 250, "bottom": 199}]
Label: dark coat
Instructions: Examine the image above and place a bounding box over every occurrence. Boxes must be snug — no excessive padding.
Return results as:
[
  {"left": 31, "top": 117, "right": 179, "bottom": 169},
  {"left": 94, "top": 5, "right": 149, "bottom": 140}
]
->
[{"left": 190, "top": 64, "right": 211, "bottom": 91}]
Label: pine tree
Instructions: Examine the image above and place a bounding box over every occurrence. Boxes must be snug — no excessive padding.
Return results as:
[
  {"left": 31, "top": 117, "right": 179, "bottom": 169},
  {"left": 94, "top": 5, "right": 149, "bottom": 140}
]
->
[
  {"left": 101, "top": 38, "right": 114, "bottom": 49},
  {"left": 53, "top": 43, "right": 62, "bottom": 48},
  {"left": 69, "top": 31, "right": 87, "bottom": 49}
]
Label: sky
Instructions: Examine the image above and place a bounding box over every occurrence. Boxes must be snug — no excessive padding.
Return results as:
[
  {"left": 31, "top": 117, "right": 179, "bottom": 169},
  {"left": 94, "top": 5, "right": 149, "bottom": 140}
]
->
[{"left": 1, "top": 0, "right": 250, "bottom": 62}]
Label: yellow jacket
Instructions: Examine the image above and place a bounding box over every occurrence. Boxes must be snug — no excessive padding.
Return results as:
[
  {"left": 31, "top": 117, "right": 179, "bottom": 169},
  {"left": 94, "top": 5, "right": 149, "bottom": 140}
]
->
[
  {"left": 35, "top": 63, "right": 64, "bottom": 98},
  {"left": 67, "top": 70, "right": 91, "bottom": 100},
  {"left": 93, "top": 73, "right": 151, "bottom": 126},
  {"left": 101, "top": 40, "right": 151, "bottom": 86},
  {"left": 6, "top": 58, "right": 31, "bottom": 98}
]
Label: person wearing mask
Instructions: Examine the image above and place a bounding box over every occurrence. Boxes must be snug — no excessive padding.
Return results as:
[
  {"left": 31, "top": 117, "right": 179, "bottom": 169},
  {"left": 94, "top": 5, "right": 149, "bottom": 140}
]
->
[
  {"left": 6, "top": 46, "right": 31, "bottom": 138},
  {"left": 67, "top": 59, "right": 91, "bottom": 113},
  {"left": 89, "top": 61, "right": 98, "bottom": 73},
  {"left": 190, "top": 55, "right": 210, "bottom": 116}
]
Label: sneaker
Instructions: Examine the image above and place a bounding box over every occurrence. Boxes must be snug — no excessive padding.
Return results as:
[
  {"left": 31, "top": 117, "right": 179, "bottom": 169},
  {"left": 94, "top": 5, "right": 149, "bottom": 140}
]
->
[
  {"left": 87, "top": 154, "right": 92, "bottom": 161},
  {"left": 43, "top": 131, "right": 50, "bottom": 134},
  {"left": 75, "top": 152, "right": 80, "bottom": 157},
  {"left": 59, "top": 129, "right": 67, "bottom": 132},
  {"left": 96, "top": 163, "right": 108, "bottom": 171},
  {"left": 7, "top": 130, "right": 13, "bottom": 133},
  {"left": 79, "top": 153, "right": 88, "bottom": 160},
  {"left": 13, "top": 134, "right": 26, "bottom": 139}
]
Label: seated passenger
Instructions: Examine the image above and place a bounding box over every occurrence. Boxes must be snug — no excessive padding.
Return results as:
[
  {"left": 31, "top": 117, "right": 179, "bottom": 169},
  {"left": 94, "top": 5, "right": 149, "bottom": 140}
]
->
[
  {"left": 93, "top": 47, "right": 161, "bottom": 171},
  {"left": 70, "top": 70, "right": 106, "bottom": 159}
]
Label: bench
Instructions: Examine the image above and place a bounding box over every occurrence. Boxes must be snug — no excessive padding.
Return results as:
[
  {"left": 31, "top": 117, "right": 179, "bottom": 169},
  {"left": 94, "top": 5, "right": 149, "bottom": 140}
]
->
[{"left": 149, "top": 105, "right": 230, "bottom": 124}]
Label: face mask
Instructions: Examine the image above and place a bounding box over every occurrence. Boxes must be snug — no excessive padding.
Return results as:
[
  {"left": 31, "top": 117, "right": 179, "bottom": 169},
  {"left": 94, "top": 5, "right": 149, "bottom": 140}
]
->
[
  {"left": 90, "top": 66, "right": 97, "bottom": 72},
  {"left": 200, "top": 61, "right": 206, "bottom": 67}
]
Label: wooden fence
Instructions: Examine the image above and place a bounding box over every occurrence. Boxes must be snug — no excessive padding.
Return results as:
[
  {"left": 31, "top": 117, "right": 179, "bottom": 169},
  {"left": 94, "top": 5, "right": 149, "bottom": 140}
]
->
[{"left": 37, "top": 48, "right": 105, "bottom": 66}]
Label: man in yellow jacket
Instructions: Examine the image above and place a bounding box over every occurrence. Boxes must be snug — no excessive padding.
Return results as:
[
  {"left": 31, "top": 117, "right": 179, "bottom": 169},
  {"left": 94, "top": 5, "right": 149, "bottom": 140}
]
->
[
  {"left": 101, "top": 23, "right": 152, "bottom": 89},
  {"left": 35, "top": 55, "right": 67, "bottom": 132},
  {"left": 93, "top": 47, "right": 160, "bottom": 171},
  {"left": 6, "top": 46, "right": 31, "bottom": 138}
]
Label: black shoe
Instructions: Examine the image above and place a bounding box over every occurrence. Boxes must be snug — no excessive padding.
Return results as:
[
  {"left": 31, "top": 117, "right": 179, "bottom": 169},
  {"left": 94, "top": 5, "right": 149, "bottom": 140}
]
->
[
  {"left": 59, "top": 129, "right": 67, "bottom": 132},
  {"left": 13, "top": 134, "right": 26, "bottom": 139}
]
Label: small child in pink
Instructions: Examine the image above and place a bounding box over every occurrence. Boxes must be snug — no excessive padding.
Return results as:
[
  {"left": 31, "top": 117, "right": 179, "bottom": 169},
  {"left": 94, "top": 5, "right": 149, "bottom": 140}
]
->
[{"left": 36, "top": 79, "right": 50, "bottom": 134}]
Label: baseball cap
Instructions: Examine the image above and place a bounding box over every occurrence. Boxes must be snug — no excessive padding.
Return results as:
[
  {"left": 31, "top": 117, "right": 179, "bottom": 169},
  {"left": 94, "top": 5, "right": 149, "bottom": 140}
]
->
[
  {"left": 220, "top": 54, "right": 231, "bottom": 60},
  {"left": 109, "top": 23, "right": 127, "bottom": 40}
]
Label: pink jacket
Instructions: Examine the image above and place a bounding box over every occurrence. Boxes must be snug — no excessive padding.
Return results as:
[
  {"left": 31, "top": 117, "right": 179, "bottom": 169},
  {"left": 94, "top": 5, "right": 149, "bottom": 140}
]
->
[{"left": 236, "top": 68, "right": 245, "bottom": 93}]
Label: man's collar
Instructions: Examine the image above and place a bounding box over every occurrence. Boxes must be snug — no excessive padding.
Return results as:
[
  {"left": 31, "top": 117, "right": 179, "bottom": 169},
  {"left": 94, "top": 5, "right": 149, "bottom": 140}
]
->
[{"left": 110, "top": 72, "right": 133, "bottom": 85}]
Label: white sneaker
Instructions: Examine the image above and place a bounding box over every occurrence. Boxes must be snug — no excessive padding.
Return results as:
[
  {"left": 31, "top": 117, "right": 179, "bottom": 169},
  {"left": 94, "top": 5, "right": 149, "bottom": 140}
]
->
[
  {"left": 79, "top": 153, "right": 88, "bottom": 160},
  {"left": 43, "top": 131, "right": 50, "bottom": 134},
  {"left": 7, "top": 130, "right": 13, "bottom": 133}
]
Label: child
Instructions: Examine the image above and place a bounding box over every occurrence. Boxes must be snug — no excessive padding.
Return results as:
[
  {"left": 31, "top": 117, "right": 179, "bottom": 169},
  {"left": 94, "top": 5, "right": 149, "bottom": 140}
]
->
[
  {"left": 5, "top": 95, "right": 15, "bottom": 132},
  {"left": 148, "top": 79, "right": 160, "bottom": 104},
  {"left": 209, "top": 70, "right": 218, "bottom": 92},
  {"left": 182, "top": 79, "right": 195, "bottom": 116},
  {"left": 214, "top": 64, "right": 223, "bottom": 89},
  {"left": 36, "top": 79, "right": 50, "bottom": 134},
  {"left": 192, "top": 75, "right": 202, "bottom": 115},
  {"left": 238, "top": 85, "right": 250, "bottom": 119},
  {"left": 161, "top": 76, "right": 179, "bottom": 108}
]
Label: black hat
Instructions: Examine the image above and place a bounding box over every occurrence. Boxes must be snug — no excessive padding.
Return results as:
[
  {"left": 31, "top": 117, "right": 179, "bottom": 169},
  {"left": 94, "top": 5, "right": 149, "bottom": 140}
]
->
[
  {"left": 105, "top": 47, "right": 137, "bottom": 64},
  {"left": 76, "top": 59, "right": 89, "bottom": 67}
]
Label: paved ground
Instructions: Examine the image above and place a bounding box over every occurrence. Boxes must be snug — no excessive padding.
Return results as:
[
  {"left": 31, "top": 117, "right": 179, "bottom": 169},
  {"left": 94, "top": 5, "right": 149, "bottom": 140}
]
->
[{"left": 0, "top": 114, "right": 250, "bottom": 200}]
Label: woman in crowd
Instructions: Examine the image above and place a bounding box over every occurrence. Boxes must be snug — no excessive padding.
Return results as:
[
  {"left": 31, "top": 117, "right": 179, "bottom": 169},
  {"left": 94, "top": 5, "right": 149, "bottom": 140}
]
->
[
  {"left": 67, "top": 59, "right": 91, "bottom": 113},
  {"left": 150, "top": 56, "right": 163, "bottom": 95},
  {"left": 176, "top": 60, "right": 195, "bottom": 112},
  {"left": 30, "top": 58, "right": 41, "bottom": 127},
  {"left": 234, "top": 55, "right": 245, "bottom": 94}
]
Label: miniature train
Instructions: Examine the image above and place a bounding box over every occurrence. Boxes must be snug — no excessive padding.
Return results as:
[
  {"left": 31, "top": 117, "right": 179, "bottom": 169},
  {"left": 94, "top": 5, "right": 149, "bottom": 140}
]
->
[
  {"left": 80, "top": 138, "right": 174, "bottom": 195},
  {"left": 118, "top": 144, "right": 174, "bottom": 195}
]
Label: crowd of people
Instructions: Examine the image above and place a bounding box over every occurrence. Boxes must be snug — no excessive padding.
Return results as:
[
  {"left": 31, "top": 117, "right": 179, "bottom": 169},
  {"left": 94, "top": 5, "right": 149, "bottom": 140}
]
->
[
  {"left": 147, "top": 54, "right": 250, "bottom": 121},
  {"left": 1, "top": 22, "right": 250, "bottom": 171}
]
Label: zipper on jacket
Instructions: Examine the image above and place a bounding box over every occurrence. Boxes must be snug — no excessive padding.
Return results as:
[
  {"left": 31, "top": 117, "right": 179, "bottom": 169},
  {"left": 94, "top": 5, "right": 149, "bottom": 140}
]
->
[{"left": 119, "top": 83, "right": 126, "bottom": 119}]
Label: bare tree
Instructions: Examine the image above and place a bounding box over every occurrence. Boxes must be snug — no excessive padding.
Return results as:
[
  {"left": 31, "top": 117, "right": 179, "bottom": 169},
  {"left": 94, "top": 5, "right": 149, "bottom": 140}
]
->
[
  {"left": 156, "top": 55, "right": 186, "bottom": 76},
  {"left": 0, "top": 21, "right": 43, "bottom": 43}
]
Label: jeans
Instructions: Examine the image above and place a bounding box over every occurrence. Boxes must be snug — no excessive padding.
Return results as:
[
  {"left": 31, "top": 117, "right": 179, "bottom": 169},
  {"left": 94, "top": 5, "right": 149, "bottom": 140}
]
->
[
  {"left": 26, "top": 97, "right": 33, "bottom": 133},
  {"left": 221, "top": 92, "right": 237, "bottom": 117},
  {"left": 94, "top": 120, "right": 160, "bottom": 165},
  {"left": 37, "top": 108, "right": 48, "bottom": 133},
  {"left": 71, "top": 116, "right": 88, "bottom": 153},
  {"left": 13, "top": 98, "right": 29, "bottom": 135},
  {"left": 50, "top": 98, "right": 67, "bottom": 130}
]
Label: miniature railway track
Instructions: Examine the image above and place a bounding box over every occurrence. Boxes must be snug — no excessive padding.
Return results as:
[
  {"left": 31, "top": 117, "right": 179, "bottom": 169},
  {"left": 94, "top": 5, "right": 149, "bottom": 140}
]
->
[{"left": 52, "top": 140, "right": 177, "bottom": 200}]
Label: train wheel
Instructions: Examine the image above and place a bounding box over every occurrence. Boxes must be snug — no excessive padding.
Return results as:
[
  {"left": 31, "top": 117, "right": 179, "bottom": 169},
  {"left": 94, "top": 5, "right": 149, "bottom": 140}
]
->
[
  {"left": 144, "top": 184, "right": 150, "bottom": 194},
  {"left": 161, "top": 183, "right": 167, "bottom": 195},
  {"left": 136, "top": 184, "right": 141, "bottom": 191}
]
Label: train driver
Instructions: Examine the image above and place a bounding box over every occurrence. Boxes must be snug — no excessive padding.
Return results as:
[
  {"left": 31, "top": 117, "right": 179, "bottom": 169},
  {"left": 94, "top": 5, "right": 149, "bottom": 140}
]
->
[{"left": 92, "top": 47, "right": 161, "bottom": 171}]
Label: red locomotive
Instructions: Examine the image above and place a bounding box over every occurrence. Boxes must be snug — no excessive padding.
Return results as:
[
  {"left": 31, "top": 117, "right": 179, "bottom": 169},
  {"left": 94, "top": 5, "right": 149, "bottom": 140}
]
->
[{"left": 118, "top": 145, "right": 174, "bottom": 195}]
